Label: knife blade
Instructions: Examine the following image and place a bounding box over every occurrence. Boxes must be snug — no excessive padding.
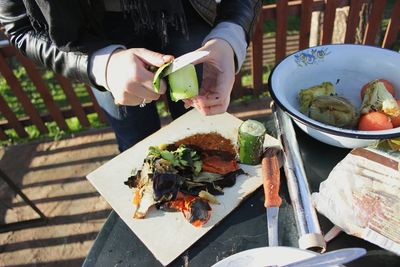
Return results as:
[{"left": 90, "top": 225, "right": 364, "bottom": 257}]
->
[
  {"left": 162, "top": 50, "right": 209, "bottom": 77},
  {"left": 262, "top": 147, "right": 282, "bottom": 247}
]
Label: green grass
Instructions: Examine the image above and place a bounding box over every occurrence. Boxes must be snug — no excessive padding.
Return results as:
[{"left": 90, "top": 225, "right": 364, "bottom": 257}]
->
[{"left": 0, "top": 65, "right": 109, "bottom": 146}]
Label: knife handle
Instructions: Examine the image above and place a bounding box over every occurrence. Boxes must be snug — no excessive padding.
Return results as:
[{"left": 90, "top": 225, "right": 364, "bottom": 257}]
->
[{"left": 262, "top": 147, "right": 282, "bottom": 208}]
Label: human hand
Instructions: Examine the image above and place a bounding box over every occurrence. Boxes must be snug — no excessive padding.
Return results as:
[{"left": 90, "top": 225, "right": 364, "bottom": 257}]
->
[
  {"left": 183, "top": 39, "right": 235, "bottom": 115},
  {"left": 106, "top": 48, "right": 174, "bottom": 106}
]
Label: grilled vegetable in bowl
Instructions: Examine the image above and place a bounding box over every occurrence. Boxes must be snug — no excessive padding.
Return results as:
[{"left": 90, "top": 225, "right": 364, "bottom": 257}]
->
[
  {"left": 298, "top": 82, "right": 335, "bottom": 114},
  {"left": 269, "top": 44, "right": 400, "bottom": 148},
  {"left": 360, "top": 79, "right": 400, "bottom": 117},
  {"left": 309, "top": 95, "right": 359, "bottom": 129}
]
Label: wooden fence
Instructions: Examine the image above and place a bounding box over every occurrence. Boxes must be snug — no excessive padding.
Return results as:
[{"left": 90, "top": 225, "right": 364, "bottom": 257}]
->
[{"left": 0, "top": 0, "right": 399, "bottom": 140}]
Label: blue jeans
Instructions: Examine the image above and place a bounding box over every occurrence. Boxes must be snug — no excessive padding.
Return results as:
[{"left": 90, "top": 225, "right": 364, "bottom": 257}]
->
[{"left": 92, "top": 4, "right": 211, "bottom": 152}]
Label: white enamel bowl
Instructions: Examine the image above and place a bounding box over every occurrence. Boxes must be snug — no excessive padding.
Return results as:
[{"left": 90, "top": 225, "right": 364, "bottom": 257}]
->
[{"left": 269, "top": 44, "right": 400, "bottom": 148}]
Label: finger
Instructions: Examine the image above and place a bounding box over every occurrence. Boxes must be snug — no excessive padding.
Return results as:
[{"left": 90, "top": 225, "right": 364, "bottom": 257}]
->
[
  {"left": 135, "top": 48, "right": 174, "bottom": 67},
  {"left": 157, "top": 79, "right": 167, "bottom": 94},
  {"left": 196, "top": 93, "right": 222, "bottom": 106},
  {"left": 182, "top": 99, "right": 193, "bottom": 109},
  {"left": 193, "top": 94, "right": 230, "bottom": 115},
  {"left": 162, "top": 55, "right": 174, "bottom": 63},
  {"left": 191, "top": 95, "right": 211, "bottom": 111},
  {"left": 137, "top": 65, "right": 168, "bottom": 95},
  {"left": 191, "top": 100, "right": 204, "bottom": 114},
  {"left": 203, "top": 104, "right": 228, "bottom": 116}
]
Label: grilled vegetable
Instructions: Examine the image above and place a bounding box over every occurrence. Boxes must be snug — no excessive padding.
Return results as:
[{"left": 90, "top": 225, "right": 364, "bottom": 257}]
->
[
  {"left": 360, "top": 79, "right": 400, "bottom": 117},
  {"left": 153, "top": 63, "right": 199, "bottom": 102},
  {"left": 309, "top": 95, "right": 359, "bottom": 128},
  {"left": 387, "top": 138, "right": 400, "bottom": 151},
  {"left": 361, "top": 79, "right": 396, "bottom": 99},
  {"left": 298, "top": 82, "right": 336, "bottom": 114},
  {"left": 158, "top": 194, "right": 211, "bottom": 227},
  {"left": 124, "top": 133, "right": 247, "bottom": 226},
  {"left": 238, "top": 120, "right": 266, "bottom": 165},
  {"left": 391, "top": 99, "right": 400, "bottom": 127},
  {"left": 373, "top": 138, "right": 400, "bottom": 157},
  {"left": 199, "top": 190, "right": 220, "bottom": 204},
  {"left": 358, "top": 111, "right": 393, "bottom": 131}
]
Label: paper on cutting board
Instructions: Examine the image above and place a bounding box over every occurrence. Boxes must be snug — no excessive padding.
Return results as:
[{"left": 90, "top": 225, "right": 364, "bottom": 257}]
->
[
  {"left": 87, "top": 109, "right": 280, "bottom": 266},
  {"left": 312, "top": 147, "right": 400, "bottom": 255}
]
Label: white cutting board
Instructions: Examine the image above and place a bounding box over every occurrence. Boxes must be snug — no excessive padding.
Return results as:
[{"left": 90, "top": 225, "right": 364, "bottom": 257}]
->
[{"left": 87, "top": 109, "right": 280, "bottom": 266}]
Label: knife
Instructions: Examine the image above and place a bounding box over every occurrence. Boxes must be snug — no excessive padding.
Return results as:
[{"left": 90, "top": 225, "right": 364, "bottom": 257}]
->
[
  {"left": 262, "top": 147, "right": 282, "bottom": 247},
  {"left": 161, "top": 50, "right": 209, "bottom": 77}
]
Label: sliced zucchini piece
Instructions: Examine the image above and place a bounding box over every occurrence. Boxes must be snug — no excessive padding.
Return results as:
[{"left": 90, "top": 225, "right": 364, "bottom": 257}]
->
[
  {"left": 152, "top": 62, "right": 172, "bottom": 93},
  {"left": 168, "top": 64, "right": 199, "bottom": 102},
  {"left": 238, "top": 119, "right": 266, "bottom": 165},
  {"left": 152, "top": 62, "right": 199, "bottom": 101}
]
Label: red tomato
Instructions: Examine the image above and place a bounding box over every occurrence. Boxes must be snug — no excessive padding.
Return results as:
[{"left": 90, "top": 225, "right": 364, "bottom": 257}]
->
[
  {"left": 360, "top": 79, "right": 396, "bottom": 99},
  {"left": 390, "top": 99, "right": 400, "bottom": 128},
  {"left": 358, "top": 112, "right": 393, "bottom": 131}
]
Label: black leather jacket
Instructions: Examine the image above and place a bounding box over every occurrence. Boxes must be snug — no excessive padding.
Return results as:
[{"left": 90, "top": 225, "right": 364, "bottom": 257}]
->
[{"left": 0, "top": 0, "right": 261, "bottom": 90}]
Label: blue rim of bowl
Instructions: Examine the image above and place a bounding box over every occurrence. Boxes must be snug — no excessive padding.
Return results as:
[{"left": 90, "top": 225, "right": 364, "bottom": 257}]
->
[{"left": 268, "top": 43, "right": 400, "bottom": 140}]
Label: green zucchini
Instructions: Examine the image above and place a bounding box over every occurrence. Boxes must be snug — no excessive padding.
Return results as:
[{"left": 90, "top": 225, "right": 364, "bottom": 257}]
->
[
  {"left": 168, "top": 64, "right": 199, "bottom": 102},
  {"left": 152, "top": 63, "right": 199, "bottom": 102},
  {"left": 238, "top": 119, "right": 266, "bottom": 165},
  {"left": 152, "top": 62, "right": 172, "bottom": 93}
]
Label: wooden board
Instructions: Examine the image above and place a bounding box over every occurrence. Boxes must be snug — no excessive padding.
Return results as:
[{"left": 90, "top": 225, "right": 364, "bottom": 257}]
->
[{"left": 87, "top": 109, "right": 280, "bottom": 266}]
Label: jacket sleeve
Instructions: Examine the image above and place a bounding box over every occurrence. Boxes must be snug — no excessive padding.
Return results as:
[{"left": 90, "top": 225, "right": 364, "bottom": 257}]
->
[
  {"left": 215, "top": 0, "right": 262, "bottom": 44},
  {"left": 0, "top": 0, "right": 107, "bottom": 90}
]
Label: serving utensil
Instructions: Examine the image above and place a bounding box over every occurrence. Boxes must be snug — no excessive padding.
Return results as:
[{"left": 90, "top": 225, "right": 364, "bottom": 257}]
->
[
  {"left": 266, "top": 247, "right": 367, "bottom": 267},
  {"left": 262, "top": 147, "right": 282, "bottom": 246}
]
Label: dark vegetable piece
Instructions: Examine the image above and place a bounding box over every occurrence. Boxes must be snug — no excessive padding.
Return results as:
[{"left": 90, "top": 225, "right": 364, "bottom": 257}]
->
[
  {"left": 124, "top": 172, "right": 141, "bottom": 188},
  {"left": 152, "top": 172, "right": 179, "bottom": 202},
  {"left": 185, "top": 197, "right": 211, "bottom": 227},
  {"left": 179, "top": 168, "right": 246, "bottom": 196},
  {"left": 159, "top": 195, "right": 211, "bottom": 227},
  {"left": 215, "top": 169, "right": 246, "bottom": 188}
]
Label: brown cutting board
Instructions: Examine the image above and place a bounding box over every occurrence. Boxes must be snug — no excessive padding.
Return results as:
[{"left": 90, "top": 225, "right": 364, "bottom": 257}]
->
[{"left": 87, "top": 109, "right": 280, "bottom": 266}]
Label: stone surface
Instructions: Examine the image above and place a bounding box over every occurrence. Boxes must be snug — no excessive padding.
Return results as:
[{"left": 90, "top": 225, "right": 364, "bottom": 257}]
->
[{"left": 0, "top": 129, "right": 118, "bottom": 267}]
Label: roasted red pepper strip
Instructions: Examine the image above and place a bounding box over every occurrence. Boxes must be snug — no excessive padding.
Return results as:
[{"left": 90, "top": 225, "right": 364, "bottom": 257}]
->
[
  {"left": 161, "top": 194, "right": 211, "bottom": 227},
  {"left": 201, "top": 155, "right": 239, "bottom": 175}
]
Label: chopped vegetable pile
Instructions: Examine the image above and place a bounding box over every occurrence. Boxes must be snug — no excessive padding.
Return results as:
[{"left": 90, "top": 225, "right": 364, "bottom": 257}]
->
[{"left": 124, "top": 133, "right": 246, "bottom": 227}]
